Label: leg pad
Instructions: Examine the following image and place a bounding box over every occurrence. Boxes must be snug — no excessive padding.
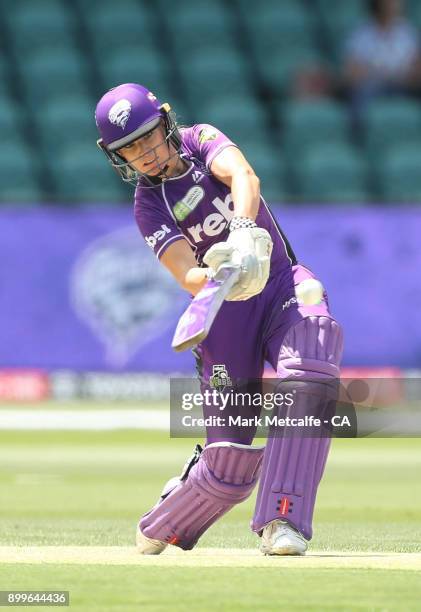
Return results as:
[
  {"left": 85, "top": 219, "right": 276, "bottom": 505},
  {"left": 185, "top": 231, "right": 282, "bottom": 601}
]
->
[
  {"left": 141, "top": 442, "right": 264, "bottom": 550},
  {"left": 253, "top": 315, "right": 343, "bottom": 540}
]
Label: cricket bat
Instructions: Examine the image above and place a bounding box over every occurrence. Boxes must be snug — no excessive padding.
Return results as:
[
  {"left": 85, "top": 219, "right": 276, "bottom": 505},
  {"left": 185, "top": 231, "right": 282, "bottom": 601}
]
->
[{"left": 171, "top": 266, "right": 241, "bottom": 352}]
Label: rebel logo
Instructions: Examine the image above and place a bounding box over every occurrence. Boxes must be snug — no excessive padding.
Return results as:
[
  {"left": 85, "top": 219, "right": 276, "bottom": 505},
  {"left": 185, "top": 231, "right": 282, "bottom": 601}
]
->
[
  {"left": 145, "top": 224, "right": 171, "bottom": 249},
  {"left": 185, "top": 193, "right": 234, "bottom": 243}
]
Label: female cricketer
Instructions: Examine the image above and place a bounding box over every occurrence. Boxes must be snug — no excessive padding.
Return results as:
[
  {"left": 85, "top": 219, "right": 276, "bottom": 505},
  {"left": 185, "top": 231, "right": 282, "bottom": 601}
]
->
[{"left": 95, "top": 83, "right": 343, "bottom": 556}]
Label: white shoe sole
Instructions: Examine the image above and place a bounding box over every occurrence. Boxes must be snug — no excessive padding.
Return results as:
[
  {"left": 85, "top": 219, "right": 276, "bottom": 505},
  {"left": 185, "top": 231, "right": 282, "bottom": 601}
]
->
[{"left": 261, "top": 543, "right": 306, "bottom": 556}]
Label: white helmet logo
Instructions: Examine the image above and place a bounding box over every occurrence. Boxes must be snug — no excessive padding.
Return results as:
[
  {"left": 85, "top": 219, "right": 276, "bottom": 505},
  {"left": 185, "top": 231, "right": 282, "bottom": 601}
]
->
[{"left": 108, "top": 99, "right": 132, "bottom": 130}]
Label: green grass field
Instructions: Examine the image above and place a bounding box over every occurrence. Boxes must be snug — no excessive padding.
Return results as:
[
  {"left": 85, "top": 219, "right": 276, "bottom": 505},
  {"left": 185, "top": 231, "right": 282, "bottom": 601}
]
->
[{"left": 0, "top": 408, "right": 421, "bottom": 611}]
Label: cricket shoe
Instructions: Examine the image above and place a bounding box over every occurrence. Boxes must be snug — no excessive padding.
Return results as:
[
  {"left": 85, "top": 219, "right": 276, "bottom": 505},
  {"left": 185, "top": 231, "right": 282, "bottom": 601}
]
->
[
  {"left": 136, "top": 525, "right": 168, "bottom": 555},
  {"left": 260, "top": 519, "right": 308, "bottom": 556},
  {"left": 135, "top": 476, "right": 181, "bottom": 555}
]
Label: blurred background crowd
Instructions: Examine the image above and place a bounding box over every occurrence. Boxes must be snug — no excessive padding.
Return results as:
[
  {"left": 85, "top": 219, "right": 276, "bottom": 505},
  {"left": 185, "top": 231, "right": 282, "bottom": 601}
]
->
[{"left": 2, "top": 0, "right": 421, "bottom": 204}]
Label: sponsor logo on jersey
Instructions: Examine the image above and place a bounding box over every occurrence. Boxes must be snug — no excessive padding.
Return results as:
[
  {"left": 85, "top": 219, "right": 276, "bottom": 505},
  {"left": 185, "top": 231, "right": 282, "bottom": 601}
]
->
[
  {"left": 198, "top": 127, "right": 218, "bottom": 144},
  {"left": 209, "top": 365, "right": 232, "bottom": 391},
  {"left": 173, "top": 186, "right": 205, "bottom": 221},
  {"left": 145, "top": 224, "right": 171, "bottom": 249},
  {"left": 108, "top": 99, "right": 132, "bottom": 130},
  {"left": 282, "top": 296, "right": 297, "bottom": 311},
  {"left": 186, "top": 193, "right": 234, "bottom": 243},
  {"left": 192, "top": 170, "right": 204, "bottom": 184}
]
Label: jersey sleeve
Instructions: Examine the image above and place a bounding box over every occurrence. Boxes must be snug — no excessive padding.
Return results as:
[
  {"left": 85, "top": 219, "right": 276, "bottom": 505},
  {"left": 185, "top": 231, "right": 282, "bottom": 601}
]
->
[
  {"left": 134, "top": 189, "right": 185, "bottom": 259},
  {"left": 187, "top": 124, "right": 238, "bottom": 171}
]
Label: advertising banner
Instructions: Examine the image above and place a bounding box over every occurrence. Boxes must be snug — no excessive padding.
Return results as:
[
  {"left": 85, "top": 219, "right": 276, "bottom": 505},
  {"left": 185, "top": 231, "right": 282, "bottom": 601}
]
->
[{"left": 1, "top": 206, "right": 420, "bottom": 371}]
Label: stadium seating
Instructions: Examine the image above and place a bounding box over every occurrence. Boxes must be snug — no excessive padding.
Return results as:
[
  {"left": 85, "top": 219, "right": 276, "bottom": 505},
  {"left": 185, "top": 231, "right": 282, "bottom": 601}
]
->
[
  {"left": 240, "top": 1, "right": 320, "bottom": 97},
  {"left": 243, "top": 1, "right": 316, "bottom": 53},
  {"left": 161, "top": 0, "right": 236, "bottom": 54},
  {"left": 0, "top": 53, "right": 13, "bottom": 103},
  {"left": 407, "top": 0, "right": 421, "bottom": 28},
  {"left": 0, "top": 140, "right": 42, "bottom": 202},
  {"left": 0, "top": 95, "right": 25, "bottom": 143},
  {"left": 53, "top": 144, "right": 128, "bottom": 203},
  {"left": 4, "top": 0, "right": 75, "bottom": 41},
  {"left": 82, "top": 2, "right": 155, "bottom": 58},
  {"left": 376, "top": 144, "right": 421, "bottom": 202},
  {"left": 363, "top": 98, "right": 421, "bottom": 158},
  {"left": 200, "top": 95, "right": 267, "bottom": 141},
  {"left": 34, "top": 96, "right": 97, "bottom": 156},
  {"left": 259, "top": 47, "right": 327, "bottom": 98},
  {"left": 316, "top": 0, "right": 367, "bottom": 61},
  {"left": 19, "top": 49, "right": 91, "bottom": 105},
  {"left": 180, "top": 51, "right": 252, "bottom": 108},
  {"left": 281, "top": 100, "right": 350, "bottom": 156},
  {"left": 291, "top": 143, "right": 370, "bottom": 202},
  {"left": 97, "top": 45, "right": 170, "bottom": 94},
  {"left": 0, "top": 0, "right": 420, "bottom": 204},
  {"left": 6, "top": 4, "right": 76, "bottom": 59}
]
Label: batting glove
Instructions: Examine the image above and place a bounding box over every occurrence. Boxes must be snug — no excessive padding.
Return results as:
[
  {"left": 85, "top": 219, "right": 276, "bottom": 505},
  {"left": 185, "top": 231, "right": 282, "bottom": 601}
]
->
[{"left": 203, "top": 217, "right": 273, "bottom": 301}]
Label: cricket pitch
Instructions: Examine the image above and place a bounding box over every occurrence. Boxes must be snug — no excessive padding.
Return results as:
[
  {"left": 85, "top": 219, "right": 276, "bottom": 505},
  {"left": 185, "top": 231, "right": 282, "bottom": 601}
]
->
[{"left": 1, "top": 546, "right": 420, "bottom": 570}]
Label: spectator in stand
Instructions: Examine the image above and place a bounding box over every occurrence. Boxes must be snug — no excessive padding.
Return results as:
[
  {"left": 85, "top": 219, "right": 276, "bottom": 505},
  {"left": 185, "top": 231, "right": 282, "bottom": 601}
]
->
[
  {"left": 343, "top": 0, "right": 421, "bottom": 122},
  {"left": 290, "top": 61, "right": 334, "bottom": 100}
]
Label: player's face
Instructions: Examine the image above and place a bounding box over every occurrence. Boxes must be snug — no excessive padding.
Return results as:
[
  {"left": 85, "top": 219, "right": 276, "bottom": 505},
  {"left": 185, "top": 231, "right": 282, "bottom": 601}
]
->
[{"left": 118, "top": 123, "right": 170, "bottom": 176}]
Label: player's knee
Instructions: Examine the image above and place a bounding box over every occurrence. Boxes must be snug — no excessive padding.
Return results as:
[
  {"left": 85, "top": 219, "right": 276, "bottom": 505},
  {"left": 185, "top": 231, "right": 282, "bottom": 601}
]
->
[
  {"left": 277, "top": 316, "right": 343, "bottom": 380},
  {"left": 192, "top": 442, "right": 264, "bottom": 501}
]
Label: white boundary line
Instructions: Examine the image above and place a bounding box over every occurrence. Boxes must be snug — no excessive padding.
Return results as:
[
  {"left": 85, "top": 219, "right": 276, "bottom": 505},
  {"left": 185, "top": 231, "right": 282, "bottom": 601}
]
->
[{"left": 0, "top": 410, "right": 169, "bottom": 430}]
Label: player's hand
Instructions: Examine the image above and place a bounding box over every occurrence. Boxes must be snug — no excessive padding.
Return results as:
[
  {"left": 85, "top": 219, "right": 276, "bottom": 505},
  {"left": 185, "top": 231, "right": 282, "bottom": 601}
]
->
[
  {"left": 203, "top": 227, "right": 273, "bottom": 301},
  {"left": 202, "top": 242, "right": 234, "bottom": 275},
  {"left": 226, "top": 227, "right": 273, "bottom": 300}
]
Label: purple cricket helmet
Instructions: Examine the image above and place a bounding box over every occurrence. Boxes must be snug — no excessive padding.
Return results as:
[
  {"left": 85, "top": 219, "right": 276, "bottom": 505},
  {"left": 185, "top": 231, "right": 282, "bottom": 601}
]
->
[{"left": 95, "top": 83, "right": 181, "bottom": 187}]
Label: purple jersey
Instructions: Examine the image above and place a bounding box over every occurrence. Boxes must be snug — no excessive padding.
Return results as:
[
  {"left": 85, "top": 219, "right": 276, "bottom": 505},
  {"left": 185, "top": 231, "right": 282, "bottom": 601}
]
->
[{"left": 135, "top": 124, "right": 296, "bottom": 276}]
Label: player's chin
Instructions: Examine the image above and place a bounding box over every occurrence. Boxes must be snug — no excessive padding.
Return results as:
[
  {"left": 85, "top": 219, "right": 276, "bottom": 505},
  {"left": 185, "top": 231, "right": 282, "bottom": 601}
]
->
[{"left": 142, "top": 164, "right": 162, "bottom": 176}]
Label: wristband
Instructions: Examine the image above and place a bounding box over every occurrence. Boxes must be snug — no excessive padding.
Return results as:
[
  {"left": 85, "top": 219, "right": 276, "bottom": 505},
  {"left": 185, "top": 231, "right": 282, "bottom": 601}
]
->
[{"left": 229, "top": 216, "right": 258, "bottom": 231}]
